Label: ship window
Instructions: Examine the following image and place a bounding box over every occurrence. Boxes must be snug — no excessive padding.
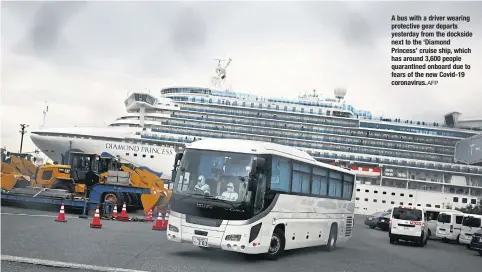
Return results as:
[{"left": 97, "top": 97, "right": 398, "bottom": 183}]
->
[
  {"left": 426, "top": 204, "right": 431, "bottom": 207},
  {"left": 382, "top": 200, "right": 386, "bottom": 203},
  {"left": 134, "top": 154, "right": 138, "bottom": 157},
  {"left": 391, "top": 201, "right": 395, "bottom": 204},
  {"left": 471, "top": 199, "right": 477, "bottom": 205},
  {"left": 142, "top": 154, "right": 146, "bottom": 158},
  {"left": 356, "top": 197, "right": 360, "bottom": 200},
  {"left": 400, "top": 193, "right": 404, "bottom": 196},
  {"left": 400, "top": 202, "right": 403, "bottom": 205},
  {"left": 417, "top": 204, "right": 421, "bottom": 206},
  {"left": 408, "top": 203, "right": 413, "bottom": 206},
  {"left": 409, "top": 194, "right": 413, "bottom": 197},
  {"left": 365, "top": 189, "right": 369, "bottom": 193},
  {"left": 373, "top": 199, "right": 377, "bottom": 202},
  {"left": 462, "top": 198, "right": 467, "bottom": 203},
  {"left": 391, "top": 192, "right": 395, "bottom": 196},
  {"left": 126, "top": 153, "right": 129, "bottom": 156},
  {"left": 453, "top": 197, "right": 458, "bottom": 202},
  {"left": 374, "top": 190, "right": 378, "bottom": 194},
  {"left": 435, "top": 205, "right": 440, "bottom": 208},
  {"left": 150, "top": 155, "right": 154, "bottom": 159},
  {"left": 364, "top": 198, "right": 368, "bottom": 201},
  {"left": 356, "top": 188, "right": 360, "bottom": 192},
  {"left": 383, "top": 191, "right": 387, "bottom": 195}
]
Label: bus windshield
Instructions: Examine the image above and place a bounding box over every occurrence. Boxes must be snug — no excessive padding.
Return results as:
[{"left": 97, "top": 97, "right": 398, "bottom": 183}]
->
[
  {"left": 173, "top": 149, "right": 255, "bottom": 203},
  {"left": 392, "top": 207, "right": 423, "bottom": 221},
  {"left": 462, "top": 216, "right": 482, "bottom": 228}
]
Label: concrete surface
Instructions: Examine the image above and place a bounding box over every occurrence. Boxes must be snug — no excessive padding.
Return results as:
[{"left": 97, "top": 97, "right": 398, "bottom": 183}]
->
[{"left": 1, "top": 206, "right": 481, "bottom": 272}]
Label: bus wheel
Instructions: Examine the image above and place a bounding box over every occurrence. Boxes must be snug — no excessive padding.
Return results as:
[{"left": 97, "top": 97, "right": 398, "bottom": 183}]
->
[
  {"left": 264, "top": 228, "right": 285, "bottom": 260},
  {"left": 324, "top": 224, "right": 338, "bottom": 252}
]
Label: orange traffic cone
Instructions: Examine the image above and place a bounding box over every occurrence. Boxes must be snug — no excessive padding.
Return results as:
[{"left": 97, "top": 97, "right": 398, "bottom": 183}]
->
[
  {"left": 112, "top": 205, "right": 118, "bottom": 218},
  {"left": 162, "top": 210, "right": 169, "bottom": 229},
  {"left": 90, "top": 206, "right": 102, "bottom": 229},
  {"left": 55, "top": 203, "right": 67, "bottom": 222},
  {"left": 146, "top": 209, "right": 153, "bottom": 222},
  {"left": 117, "top": 202, "right": 129, "bottom": 221},
  {"left": 152, "top": 212, "right": 165, "bottom": 231}
]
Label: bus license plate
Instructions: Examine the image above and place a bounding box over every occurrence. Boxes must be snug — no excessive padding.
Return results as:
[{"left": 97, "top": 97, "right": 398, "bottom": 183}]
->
[{"left": 192, "top": 236, "right": 208, "bottom": 247}]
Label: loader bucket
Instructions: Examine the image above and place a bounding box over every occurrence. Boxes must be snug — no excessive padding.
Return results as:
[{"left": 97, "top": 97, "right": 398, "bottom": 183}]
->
[
  {"left": 0, "top": 173, "right": 31, "bottom": 190},
  {"left": 140, "top": 190, "right": 172, "bottom": 214}
]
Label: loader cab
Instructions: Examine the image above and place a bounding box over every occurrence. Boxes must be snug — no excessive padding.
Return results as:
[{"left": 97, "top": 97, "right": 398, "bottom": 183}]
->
[
  {"left": 68, "top": 152, "right": 121, "bottom": 186},
  {"left": 68, "top": 152, "right": 101, "bottom": 186}
]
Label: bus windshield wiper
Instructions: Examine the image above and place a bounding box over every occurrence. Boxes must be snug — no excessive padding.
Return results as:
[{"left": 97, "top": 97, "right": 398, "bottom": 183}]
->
[
  {"left": 178, "top": 192, "right": 204, "bottom": 202},
  {"left": 202, "top": 195, "right": 239, "bottom": 209}
]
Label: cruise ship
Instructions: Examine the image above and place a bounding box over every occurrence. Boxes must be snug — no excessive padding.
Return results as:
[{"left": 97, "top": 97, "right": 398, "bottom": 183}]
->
[{"left": 30, "top": 59, "right": 482, "bottom": 215}]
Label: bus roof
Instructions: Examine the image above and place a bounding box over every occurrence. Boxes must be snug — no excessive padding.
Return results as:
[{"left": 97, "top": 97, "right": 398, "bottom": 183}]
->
[{"left": 186, "top": 139, "right": 355, "bottom": 175}]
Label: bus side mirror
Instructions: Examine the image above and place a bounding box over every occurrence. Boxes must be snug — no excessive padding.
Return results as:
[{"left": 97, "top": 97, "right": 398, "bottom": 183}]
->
[
  {"left": 174, "top": 153, "right": 183, "bottom": 166},
  {"left": 252, "top": 157, "right": 266, "bottom": 172}
]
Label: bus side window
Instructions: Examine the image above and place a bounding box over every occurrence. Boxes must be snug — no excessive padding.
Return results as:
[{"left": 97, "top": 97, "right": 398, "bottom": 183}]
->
[{"left": 270, "top": 156, "right": 290, "bottom": 192}]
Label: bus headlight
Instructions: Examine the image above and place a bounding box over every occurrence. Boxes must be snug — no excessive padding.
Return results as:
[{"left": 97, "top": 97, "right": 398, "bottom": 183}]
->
[
  {"left": 225, "top": 234, "right": 242, "bottom": 241},
  {"left": 169, "top": 224, "right": 179, "bottom": 232}
]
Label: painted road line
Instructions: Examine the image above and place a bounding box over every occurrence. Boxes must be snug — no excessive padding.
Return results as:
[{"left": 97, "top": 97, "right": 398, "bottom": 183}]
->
[
  {"left": 1, "top": 255, "right": 150, "bottom": 272},
  {"left": 0, "top": 212, "right": 79, "bottom": 218}
]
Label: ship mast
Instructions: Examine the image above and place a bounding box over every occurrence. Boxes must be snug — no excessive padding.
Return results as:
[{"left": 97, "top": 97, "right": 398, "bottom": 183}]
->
[
  {"left": 41, "top": 100, "right": 48, "bottom": 130},
  {"left": 211, "top": 58, "right": 232, "bottom": 90}
]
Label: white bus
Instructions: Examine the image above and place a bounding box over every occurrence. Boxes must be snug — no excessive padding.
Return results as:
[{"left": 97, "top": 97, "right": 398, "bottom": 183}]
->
[
  {"left": 166, "top": 139, "right": 356, "bottom": 260},
  {"left": 459, "top": 214, "right": 482, "bottom": 248},
  {"left": 435, "top": 210, "right": 465, "bottom": 243}
]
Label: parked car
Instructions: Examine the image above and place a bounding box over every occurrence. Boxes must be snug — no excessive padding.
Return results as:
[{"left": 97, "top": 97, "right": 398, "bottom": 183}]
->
[
  {"left": 365, "top": 211, "right": 390, "bottom": 230},
  {"left": 469, "top": 228, "right": 482, "bottom": 256},
  {"left": 377, "top": 213, "right": 391, "bottom": 231}
]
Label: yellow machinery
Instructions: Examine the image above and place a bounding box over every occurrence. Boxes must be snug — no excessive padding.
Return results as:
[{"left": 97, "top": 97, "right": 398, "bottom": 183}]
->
[
  {"left": 65, "top": 152, "right": 172, "bottom": 213},
  {"left": 1, "top": 152, "right": 172, "bottom": 213}
]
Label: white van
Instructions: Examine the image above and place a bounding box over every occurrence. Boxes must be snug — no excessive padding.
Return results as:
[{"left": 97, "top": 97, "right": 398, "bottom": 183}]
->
[
  {"left": 389, "top": 206, "right": 429, "bottom": 247},
  {"left": 424, "top": 208, "right": 454, "bottom": 239},
  {"left": 435, "top": 211, "right": 465, "bottom": 243},
  {"left": 459, "top": 214, "right": 482, "bottom": 248}
]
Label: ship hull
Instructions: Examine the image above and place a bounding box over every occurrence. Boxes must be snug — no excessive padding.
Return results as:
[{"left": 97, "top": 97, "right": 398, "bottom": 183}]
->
[{"left": 30, "top": 132, "right": 177, "bottom": 179}]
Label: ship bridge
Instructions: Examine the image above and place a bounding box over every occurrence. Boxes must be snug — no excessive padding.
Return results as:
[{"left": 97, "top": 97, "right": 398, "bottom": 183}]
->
[
  {"left": 125, "top": 92, "right": 157, "bottom": 111},
  {"left": 455, "top": 133, "right": 482, "bottom": 166}
]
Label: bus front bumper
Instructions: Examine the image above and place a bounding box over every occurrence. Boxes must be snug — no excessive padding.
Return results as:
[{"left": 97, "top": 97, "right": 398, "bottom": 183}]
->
[{"left": 166, "top": 214, "right": 269, "bottom": 255}]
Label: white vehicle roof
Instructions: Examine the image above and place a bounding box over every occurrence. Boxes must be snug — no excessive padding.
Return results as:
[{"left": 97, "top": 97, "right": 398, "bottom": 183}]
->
[
  {"left": 186, "top": 139, "right": 355, "bottom": 175},
  {"left": 391, "top": 205, "right": 424, "bottom": 212},
  {"left": 439, "top": 210, "right": 465, "bottom": 215}
]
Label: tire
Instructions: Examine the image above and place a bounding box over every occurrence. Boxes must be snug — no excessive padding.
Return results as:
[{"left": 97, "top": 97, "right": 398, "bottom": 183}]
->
[
  {"left": 456, "top": 235, "right": 460, "bottom": 244},
  {"left": 264, "top": 228, "right": 285, "bottom": 260},
  {"left": 466, "top": 244, "right": 471, "bottom": 249},
  {"left": 324, "top": 224, "right": 338, "bottom": 252},
  {"left": 369, "top": 225, "right": 376, "bottom": 229},
  {"left": 389, "top": 236, "right": 395, "bottom": 244},
  {"left": 419, "top": 232, "right": 426, "bottom": 247},
  {"left": 478, "top": 250, "right": 482, "bottom": 256},
  {"left": 427, "top": 229, "right": 432, "bottom": 239}
]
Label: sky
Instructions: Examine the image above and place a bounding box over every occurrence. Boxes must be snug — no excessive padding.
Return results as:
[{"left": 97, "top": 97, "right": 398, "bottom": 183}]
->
[{"left": 1, "top": 1, "right": 482, "bottom": 154}]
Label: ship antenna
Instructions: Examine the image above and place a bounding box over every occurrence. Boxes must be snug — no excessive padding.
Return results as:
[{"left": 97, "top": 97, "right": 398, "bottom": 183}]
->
[
  {"left": 41, "top": 100, "right": 48, "bottom": 130},
  {"left": 212, "top": 58, "right": 232, "bottom": 90}
]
